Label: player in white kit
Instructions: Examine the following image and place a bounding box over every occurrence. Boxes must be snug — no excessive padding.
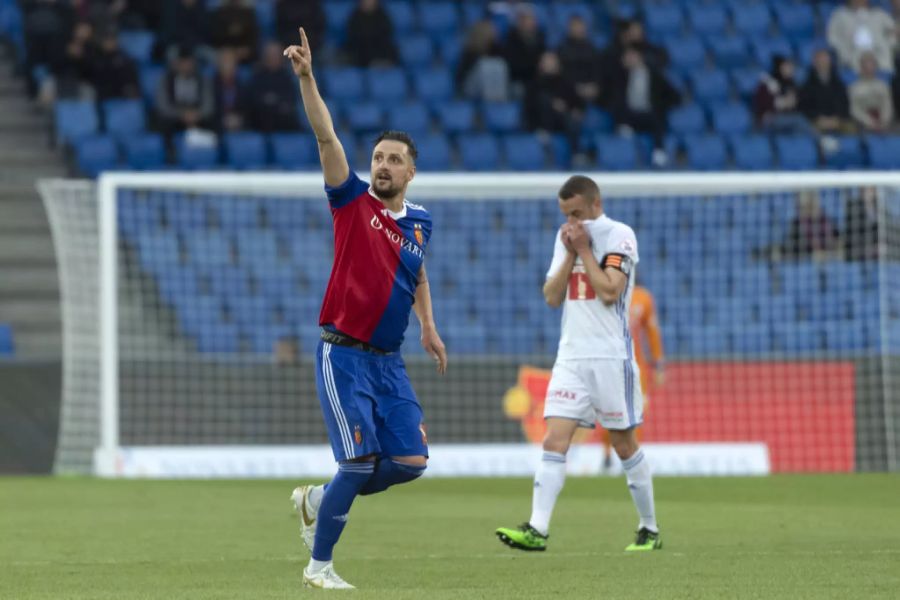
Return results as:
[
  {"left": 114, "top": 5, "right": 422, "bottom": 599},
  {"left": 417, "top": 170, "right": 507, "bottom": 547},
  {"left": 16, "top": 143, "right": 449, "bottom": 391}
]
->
[{"left": 496, "top": 175, "right": 661, "bottom": 552}]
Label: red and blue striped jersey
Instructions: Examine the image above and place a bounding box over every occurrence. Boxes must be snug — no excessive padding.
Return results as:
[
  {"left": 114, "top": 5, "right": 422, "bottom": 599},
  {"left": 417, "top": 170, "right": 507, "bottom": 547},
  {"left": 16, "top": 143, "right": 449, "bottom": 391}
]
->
[{"left": 319, "top": 171, "right": 432, "bottom": 352}]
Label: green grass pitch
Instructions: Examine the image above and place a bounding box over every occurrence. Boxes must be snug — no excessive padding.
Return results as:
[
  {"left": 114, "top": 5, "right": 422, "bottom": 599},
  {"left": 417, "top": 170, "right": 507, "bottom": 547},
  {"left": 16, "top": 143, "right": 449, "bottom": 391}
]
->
[{"left": 2, "top": 475, "right": 898, "bottom": 599}]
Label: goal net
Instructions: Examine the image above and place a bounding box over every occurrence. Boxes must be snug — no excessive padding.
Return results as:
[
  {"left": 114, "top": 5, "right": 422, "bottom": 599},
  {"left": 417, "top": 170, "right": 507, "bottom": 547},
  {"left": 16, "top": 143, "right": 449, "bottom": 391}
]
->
[{"left": 39, "top": 172, "right": 900, "bottom": 477}]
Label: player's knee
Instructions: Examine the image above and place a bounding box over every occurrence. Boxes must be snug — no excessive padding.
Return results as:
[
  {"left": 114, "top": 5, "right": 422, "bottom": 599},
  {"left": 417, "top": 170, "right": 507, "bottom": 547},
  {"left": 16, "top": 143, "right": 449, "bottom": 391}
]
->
[
  {"left": 392, "top": 455, "right": 427, "bottom": 468},
  {"left": 542, "top": 435, "right": 570, "bottom": 455},
  {"left": 610, "top": 432, "right": 639, "bottom": 461}
]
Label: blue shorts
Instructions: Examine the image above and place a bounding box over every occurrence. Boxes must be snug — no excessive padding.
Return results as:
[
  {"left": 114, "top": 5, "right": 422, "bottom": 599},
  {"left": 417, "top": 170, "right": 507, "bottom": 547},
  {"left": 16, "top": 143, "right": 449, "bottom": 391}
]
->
[{"left": 316, "top": 340, "right": 428, "bottom": 462}]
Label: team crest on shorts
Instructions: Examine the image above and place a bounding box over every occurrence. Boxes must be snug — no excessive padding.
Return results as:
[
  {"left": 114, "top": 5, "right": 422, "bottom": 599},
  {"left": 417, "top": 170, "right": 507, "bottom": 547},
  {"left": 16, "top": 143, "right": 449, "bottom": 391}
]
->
[
  {"left": 414, "top": 223, "right": 424, "bottom": 246},
  {"left": 419, "top": 423, "right": 428, "bottom": 445},
  {"left": 354, "top": 425, "right": 362, "bottom": 445}
]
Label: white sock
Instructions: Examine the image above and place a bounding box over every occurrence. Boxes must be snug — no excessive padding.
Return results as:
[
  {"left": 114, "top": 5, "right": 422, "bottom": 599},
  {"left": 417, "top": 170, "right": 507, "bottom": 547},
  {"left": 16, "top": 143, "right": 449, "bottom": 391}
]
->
[
  {"left": 529, "top": 451, "right": 567, "bottom": 536},
  {"left": 307, "top": 558, "right": 331, "bottom": 574},
  {"left": 621, "top": 448, "right": 657, "bottom": 532},
  {"left": 308, "top": 484, "right": 325, "bottom": 511}
]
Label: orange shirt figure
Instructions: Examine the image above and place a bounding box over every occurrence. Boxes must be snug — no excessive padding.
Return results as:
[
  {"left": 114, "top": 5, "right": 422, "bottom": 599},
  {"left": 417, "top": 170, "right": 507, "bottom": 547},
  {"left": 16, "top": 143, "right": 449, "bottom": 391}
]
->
[{"left": 629, "top": 285, "right": 665, "bottom": 397}]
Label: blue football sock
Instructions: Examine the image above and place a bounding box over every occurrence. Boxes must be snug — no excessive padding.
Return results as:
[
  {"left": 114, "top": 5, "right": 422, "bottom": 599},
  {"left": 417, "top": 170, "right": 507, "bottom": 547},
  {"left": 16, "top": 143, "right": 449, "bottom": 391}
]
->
[
  {"left": 359, "top": 458, "right": 426, "bottom": 496},
  {"left": 311, "top": 461, "right": 375, "bottom": 562}
]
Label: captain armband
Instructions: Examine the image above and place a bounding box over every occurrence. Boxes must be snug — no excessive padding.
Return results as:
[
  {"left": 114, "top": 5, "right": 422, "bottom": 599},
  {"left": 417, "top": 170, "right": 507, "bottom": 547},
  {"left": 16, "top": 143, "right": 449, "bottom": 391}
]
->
[{"left": 601, "top": 253, "right": 634, "bottom": 275}]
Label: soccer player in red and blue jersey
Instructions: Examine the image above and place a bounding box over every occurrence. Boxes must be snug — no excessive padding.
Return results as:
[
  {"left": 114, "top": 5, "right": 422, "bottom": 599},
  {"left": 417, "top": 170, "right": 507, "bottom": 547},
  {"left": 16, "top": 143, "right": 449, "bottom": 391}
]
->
[{"left": 283, "top": 28, "right": 447, "bottom": 589}]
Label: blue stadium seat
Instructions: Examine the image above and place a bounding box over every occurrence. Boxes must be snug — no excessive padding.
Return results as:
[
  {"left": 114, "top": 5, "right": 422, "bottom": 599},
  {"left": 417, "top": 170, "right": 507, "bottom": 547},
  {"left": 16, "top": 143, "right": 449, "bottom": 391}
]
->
[
  {"left": 707, "top": 35, "right": 749, "bottom": 69},
  {"left": 223, "top": 132, "right": 267, "bottom": 170},
  {"left": 211, "top": 196, "right": 261, "bottom": 231},
  {"left": 773, "top": 2, "right": 815, "bottom": 38},
  {"left": 665, "top": 35, "right": 706, "bottom": 73},
  {"left": 269, "top": 133, "right": 318, "bottom": 170},
  {"left": 344, "top": 101, "right": 384, "bottom": 132},
  {"left": 730, "top": 134, "right": 774, "bottom": 170},
  {"left": 137, "top": 232, "right": 181, "bottom": 273},
  {"left": 156, "top": 266, "right": 200, "bottom": 305},
  {"left": 595, "top": 135, "right": 638, "bottom": 171},
  {"left": 502, "top": 134, "right": 545, "bottom": 171},
  {"left": 138, "top": 65, "right": 165, "bottom": 106},
  {"left": 254, "top": 264, "right": 298, "bottom": 297},
  {"left": 731, "top": 322, "right": 773, "bottom": 354},
  {"left": 54, "top": 100, "right": 98, "bottom": 145},
  {"left": 324, "top": 1, "right": 355, "bottom": 38},
  {"left": 458, "top": 134, "right": 500, "bottom": 171},
  {"left": 0, "top": 323, "right": 15, "bottom": 355},
  {"left": 385, "top": 1, "right": 416, "bottom": 31},
  {"left": 732, "top": 264, "right": 773, "bottom": 299},
  {"left": 752, "top": 36, "right": 794, "bottom": 68},
  {"left": 386, "top": 101, "right": 431, "bottom": 136},
  {"left": 174, "top": 296, "right": 224, "bottom": 336},
  {"left": 774, "top": 322, "right": 822, "bottom": 353},
  {"left": 687, "top": 3, "right": 727, "bottom": 36},
  {"left": 185, "top": 232, "right": 232, "bottom": 267},
  {"left": 730, "top": 66, "right": 762, "bottom": 97},
  {"left": 204, "top": 265, "right": 251, "bottom": 298},
  {"left": 779, "top": 263, "right": 822, "bottom": 296},
  {"left": 684, "top": 133, "right": 728, "bottom": 170},
  {"left": 438, "top": 35, "right": 462, "bottom": 67},
  {"left": 482, "top": 102, "right": 521, "bottom": 133},
  {"left": 161, "top": 194, "right": 206, "bottom": 232},
  {"left": 228, "top": 295, "right": 276, "bottom": 327},
  {"left": 436, "top": 100, "right": 475, "bottom": 133},
  {"left": 865, "top": 136, "right": 900, "bottom": 169},
  {"left": 415, "top": 134, "right": 452, "bottom": 170},
  {"left": 822, "top": 320, "right": 868, "bottom": 351},
  {"left": 684, "top": 326, "right": 730, "bottom": 356},
  {"left": 689, "top": 69, "right": 730, "bottom": 106},
  {"left": 248, "top": 324, "right": 295, "bottom": 354},
  {"left": 75, "top": 135, "right": 119, "bottom": 177},
  {"left": 122, "top": 133, "right": 165, "bottom": 170},
  {"left": 367, "top": 67, "right": 408, "bottom": 103},
  {"left": 118, "top": 194, "right": 162, "bottom": 238},
  {"left": 822, "top": 135, "right": 863, "bottom": 169},
  {"left": 175, "top": 135, "right": 219, "bottom": 170},
  {"left": 774, "top": 135, "right": 818, "bottom": 170},
  {"left": 398, "top": 34, "right": 433, "bottom": 68},
  {"left": 644, "top": 2, "right": 683, "bottom": 38},
  {"left": 731, "top": 2, "right": 771, "bottom": 37},
  {"left": 102, "top": 99, "right": 146, "bottom": 139},
  {"left": 117, "top": 30, "right": 154, "bottom": 64},
  {"left": 321, "top": 67, "right": 365, "bottom": 101},
  {"left": 668, "top": 103, "right": 706, "bottom": 135},
  {"left": 711, "top": 101, "right": 751, "bottom": 134},
  {"left": 582, "top": 106, "right": 613, "bottom": 133},
  {"left": 236, "top": 230, "right": 281, "bottom": 268},
  {"left": 418, "top": 1, "right": 459, "bottom": 35},
  {"left": 412, "top": 68, "right": 453, "bottom": 104},
  {"left": 196, "top": 323, "right": 240, "bottom": 354}
]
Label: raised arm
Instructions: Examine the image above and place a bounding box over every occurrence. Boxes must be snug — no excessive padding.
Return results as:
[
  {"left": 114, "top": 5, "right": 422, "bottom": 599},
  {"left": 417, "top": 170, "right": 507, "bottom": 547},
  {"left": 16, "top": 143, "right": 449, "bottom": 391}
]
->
[
  {"left": 568, "top": 222, "right": 628, "bottom": 306},
  {"left": 414, "top": 263, "right": 447, "bottom": 374},
  {"left": 284, "top": 27, "right": 349, "bottom": 187}
]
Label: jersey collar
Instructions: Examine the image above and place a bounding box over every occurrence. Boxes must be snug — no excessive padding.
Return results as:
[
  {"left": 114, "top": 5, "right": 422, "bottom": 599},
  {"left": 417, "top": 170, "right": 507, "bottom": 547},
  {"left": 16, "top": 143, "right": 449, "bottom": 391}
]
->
[{"left": 367, "top": 187, "right": 407, "bottom": 220}]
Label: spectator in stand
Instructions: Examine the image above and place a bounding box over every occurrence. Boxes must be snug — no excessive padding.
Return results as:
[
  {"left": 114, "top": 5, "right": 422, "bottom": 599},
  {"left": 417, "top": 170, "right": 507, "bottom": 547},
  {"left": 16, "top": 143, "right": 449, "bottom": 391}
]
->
[
  {"left": 558, "top": 15, "right": 602, "bottom": 106},
  {"left": 827, "top": 0, "right": 896, "bottom": 74},
  {"left": 158, "top": 0, "right": 209, "bottom": 62},
  {"left": 40, "top": 19, "right": 93, "bottom": 105},
  {"left": 844, "top": 187, "right": 881, "bottom": 261},
  {"left": 600, "top": 19, "right": 667, "bottom": 78},
  {"left": 345, "top": 0, "right": 398, "bottom": 67},
  {"left": 22, "top": 0, "right": 75, "bottom": 95},
  {"left": 213, "top": 49, "right": 249, "bottom": 133},
  {"left": 456, "top": 19, "right": 509, "bottom": 102},
  {"left": 849, "top": 51, "right": 894, "bottom": 131},
  {"left": 84, "top": 28, "right": 140, "bottom": 101},
  {"left": 247, "top": 41, "right": 300, "bottom": 133},
  {"left": 609, "top": 47, "right": 680, "bottom": 167},
  {"left": 209, "top": 0, "right": 259, "bottom": 65},
  {"left": 155, "top": 45, "right": 215, "bottom": 136},
  {"left": 120, "top": 0, "right": 163, "bottom": 30},
  {"left": 800, "top": 48, "right": 854, "bottom": 133},
  {"left": 75, "top": 0, "right": 126, "bottom": 35},
  {"left": 782, "top": 191, "right": 841, "bottom": 260},
  {"left": 754, "top": 56, "right": 813, "bottom": 134},
  {"left": 525, "top": 51, "right": 584, "bottom": 150},
  {"left": 503, "top": 5, "right": 546, "bottom": 93},
  {"left": 276, "top": 0, "right": 325, "bottom": 53}
]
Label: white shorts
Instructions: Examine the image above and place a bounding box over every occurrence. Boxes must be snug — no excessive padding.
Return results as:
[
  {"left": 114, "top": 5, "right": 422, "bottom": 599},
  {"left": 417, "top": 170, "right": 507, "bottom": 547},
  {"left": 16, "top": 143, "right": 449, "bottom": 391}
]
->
[{"left": 543, "top": 358, "right": 644, "bottom": 430}]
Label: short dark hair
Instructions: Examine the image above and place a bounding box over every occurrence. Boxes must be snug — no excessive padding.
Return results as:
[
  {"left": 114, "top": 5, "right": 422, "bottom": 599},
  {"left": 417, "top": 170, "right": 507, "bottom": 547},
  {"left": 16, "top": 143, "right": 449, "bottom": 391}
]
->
[
  {"left": 558, "top": 175, "right": 600, "bottom": 201},
  {"left": 374, "top": 130, "right": 418, "bottom": 162}
]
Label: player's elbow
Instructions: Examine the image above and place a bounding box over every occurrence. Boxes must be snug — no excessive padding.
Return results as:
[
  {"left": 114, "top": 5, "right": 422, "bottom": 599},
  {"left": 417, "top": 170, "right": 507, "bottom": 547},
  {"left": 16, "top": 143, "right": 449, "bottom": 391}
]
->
[
  {"left": 543, "top": 290, "right": 563, "bottom": 308},
  {"left": 598, "top": 288, "right": 619, "bottom": 306}
]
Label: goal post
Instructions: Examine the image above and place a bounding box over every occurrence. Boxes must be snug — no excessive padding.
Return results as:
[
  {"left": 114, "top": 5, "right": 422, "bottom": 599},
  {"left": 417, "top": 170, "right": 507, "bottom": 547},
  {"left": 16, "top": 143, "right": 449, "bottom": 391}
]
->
[{"left": 40, "top": 171, "right": 900, "bottom": 477}]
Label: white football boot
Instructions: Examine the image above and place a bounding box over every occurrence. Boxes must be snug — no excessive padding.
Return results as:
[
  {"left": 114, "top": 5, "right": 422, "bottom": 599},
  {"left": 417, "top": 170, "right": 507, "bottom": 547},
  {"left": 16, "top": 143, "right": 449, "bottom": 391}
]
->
[
  {"left": 302, "top": 564, "right": 355, "bottom": 590},
  {"left": 290, "top": 485, "right": 318, "bottom": 551}
]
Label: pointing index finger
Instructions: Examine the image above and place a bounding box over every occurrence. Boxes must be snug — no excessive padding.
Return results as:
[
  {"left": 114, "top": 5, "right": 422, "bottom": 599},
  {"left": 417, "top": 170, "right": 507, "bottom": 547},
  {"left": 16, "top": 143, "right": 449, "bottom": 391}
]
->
[{"left": 299, "top": 27, "right": 308, "bottom": 49}]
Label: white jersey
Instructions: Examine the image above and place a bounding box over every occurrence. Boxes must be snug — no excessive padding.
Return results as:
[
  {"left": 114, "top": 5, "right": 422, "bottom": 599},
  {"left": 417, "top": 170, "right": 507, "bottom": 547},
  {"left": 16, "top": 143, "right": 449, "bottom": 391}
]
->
[{"left": 546, "top": 214, "right": 639, "bottom": 360}]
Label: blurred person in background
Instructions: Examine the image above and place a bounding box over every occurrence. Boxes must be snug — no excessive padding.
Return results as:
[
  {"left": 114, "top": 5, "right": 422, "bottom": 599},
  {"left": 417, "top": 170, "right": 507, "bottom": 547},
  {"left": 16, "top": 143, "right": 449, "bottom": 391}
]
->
[
  {"left": 209, "top": 0, "right": 260, "bottom": 65},
  {"left": 120, "top": 0, "right": 162, "bottom": 30},
  {"left": 457, "top": 19, "right": 509, "bottom": 102},
  {"left": 84, "top": 28, "right": 140, "bottom": 101},
  {"left": 22, "top": 0, "right": 75, "bottom": 96},
  {"left": 247, "top": 41, "right": 300, "bottom": 133},
  {"left": 276, "top": 0, "right": 324, "bottom": 53},
  {"left": 39, "top": 19, "right": 93, "bottom": 105},
  {"left": 600, "top": 19, "right": 667, "bottom": 83},
  {"left": 155, "top": 45, "right": 215, "bottom": 137},
  {"left": 158, "top": 0, "right": 209, "bottom": 62},
  {"left": 504, "top": 4, "right": 546, "bottom": 95},
  {"left": 781, "top": 191, "right": 841, "bottom": 260},
  {"left": 850, "top": 51, "right": 895, "bottom": 131},
  {"left": 754, "top": 56, "right": 813, "bottom": 134},
  {"left": 828, "top": 0, "right": 896, "bottom": 74},
  {"left": 845, "top": 186, "right": 881, "bottom": 261},
  {"left": 213, "top": 49, "right": 249, "bottom": 133},
  {"left": 525, "top": 52, "right": 584, "bottom": 152},
  {"left": 609, "top": 47, "right": 680, "bottom": 167},
  {"left": 800, "top": 48, "right": 854, "bottom": 133},
  {"left": 345, "top": 0, "right": 398, "bottom": 67},
  {"left": 558, "top": 15, "right": 603, "bottom": 106}
]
